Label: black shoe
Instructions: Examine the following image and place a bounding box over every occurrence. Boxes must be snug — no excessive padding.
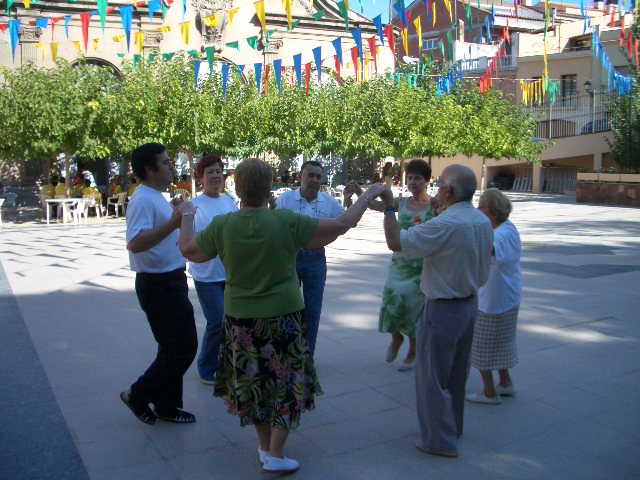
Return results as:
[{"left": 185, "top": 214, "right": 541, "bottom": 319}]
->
[
  {"left": 154, "top": 408, "right": 196, "bottom": 424},
  {"left": 120, "top": 389, "right": 156, "bottom": 425}
]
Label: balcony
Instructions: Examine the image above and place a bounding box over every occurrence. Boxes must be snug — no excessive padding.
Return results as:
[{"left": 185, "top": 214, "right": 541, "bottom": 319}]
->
[
  {"left": 529, "top": 92, "right": 612, "bottom": 139},
  {"left": 458, "top": 54, "right": 515, "bottom": 73}
]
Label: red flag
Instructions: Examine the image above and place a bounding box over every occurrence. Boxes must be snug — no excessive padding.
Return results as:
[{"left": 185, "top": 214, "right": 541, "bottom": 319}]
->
[
  {"left": 0, "top": 24, "right": 8, "bottom": 33},
  {"left": 504, "top": 20, "right": 510, "bottom": 44},
  {"left": 514, "top": 0, "right": 518, "bottom": 20},
  {"left": 367, "top": 36, "right": 377, "bottom": 72},
  {"left": 80, "top": 12, "right": 90, "bottom": 52},
  {"left": 334, "top": 55, "right": 341, "bottom": 86},
  {"left": 620, "top": 17, "right": 625, "bottom": 48},
  {"left": 351, "top": 46, "right": 359, "bottom": 81},
  {"left": 263, "top": 64, "right": 270, "bottom": 94},
  {"left": 305, "top": 62, "right": 311, "bottom": 96},
  {"left": 610, "top": 7, "right": 616, "bottom": 27},
  {"left": 635, "top": 38, "right": 639, "bottom": 68},
  {"left": 290, "top": 66, "right": 295, "bottom": 89},
  {"left": 51, "top": 16, "right": 63, "bottom": 41},
  {"left": 384, "top": 24, "right": 395, "bottom": 56},
  {"left": 627, "top": 30, "right": 633, "bottom": 56}
]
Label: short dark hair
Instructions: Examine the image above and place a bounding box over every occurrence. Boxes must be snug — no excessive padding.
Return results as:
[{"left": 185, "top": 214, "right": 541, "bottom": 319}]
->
[
  {"left": 131, "top": 143, "right": 166, "bottom": 180},
  {"left": 196, "top": 154, "right": 224, "bottom": 181},
  {"left": 84, "top": 178, "right": 91, "bottom": 187},
  {"left": 300, "top": 161, "right": 323, "bottom": 174},
  {"left": 406, "top": 159, "right": 432, "bottom": 180}
]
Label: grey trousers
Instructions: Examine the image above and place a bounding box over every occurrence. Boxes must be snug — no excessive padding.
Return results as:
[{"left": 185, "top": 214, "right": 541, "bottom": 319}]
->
[{"left": 415, "top": 296, "right": 477, "bottom": 454}]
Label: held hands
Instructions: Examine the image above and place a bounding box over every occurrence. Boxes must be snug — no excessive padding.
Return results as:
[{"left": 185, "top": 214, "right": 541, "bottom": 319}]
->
[{"left": 362, "top": 183, "right": 387, "bottom": 201}]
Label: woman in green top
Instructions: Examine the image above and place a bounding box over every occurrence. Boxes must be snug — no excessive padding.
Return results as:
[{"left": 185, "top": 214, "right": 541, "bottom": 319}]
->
[
  {"left": 179, "top": 158, "right": 385, "bottom": 475},
  {"left": 368, "top": 159, "right": 436, "bottom": 371}
]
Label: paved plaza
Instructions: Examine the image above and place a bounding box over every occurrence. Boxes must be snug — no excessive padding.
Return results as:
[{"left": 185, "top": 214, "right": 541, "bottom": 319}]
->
[{"left": 1, "top": 193, "right": 639, "bottom": 480}]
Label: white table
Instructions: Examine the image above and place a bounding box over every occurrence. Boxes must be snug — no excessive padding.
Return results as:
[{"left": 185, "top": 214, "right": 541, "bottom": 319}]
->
[{"left": 45, "top": 198, "right": 82, "bottom": 225}]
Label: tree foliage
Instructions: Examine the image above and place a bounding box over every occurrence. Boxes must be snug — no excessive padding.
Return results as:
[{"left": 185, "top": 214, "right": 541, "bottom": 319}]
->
[{"left": 0, "top": 57, "right": 543, "bottom": 176}]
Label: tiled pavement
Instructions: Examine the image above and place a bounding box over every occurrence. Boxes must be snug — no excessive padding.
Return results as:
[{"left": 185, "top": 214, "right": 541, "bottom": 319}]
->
[{"left": 1, "top": 193, "right": 639, "bottom": 480}]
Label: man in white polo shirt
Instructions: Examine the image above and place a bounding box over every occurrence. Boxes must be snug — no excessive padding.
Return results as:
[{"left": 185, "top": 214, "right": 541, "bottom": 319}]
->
[
  {"left": 275, "top": 161, "right": 345, "bottom": 356},
  {"left": 120, "top": 143, "right": 198, "bottom": 425}
]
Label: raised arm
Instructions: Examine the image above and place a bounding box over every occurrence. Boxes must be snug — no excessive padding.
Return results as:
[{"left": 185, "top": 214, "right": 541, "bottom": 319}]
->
[
  {"left": 177, "top": 201, "right": 213, "bottom": 263},
  {"left": 306, "top": 183, "right": 385, "bottom": 249},
  {"left": 381, "top": 187, "right": 402, "bottom": 252},
  {"left": 127, "top": 200, "right": 182, "bottom": 253}
]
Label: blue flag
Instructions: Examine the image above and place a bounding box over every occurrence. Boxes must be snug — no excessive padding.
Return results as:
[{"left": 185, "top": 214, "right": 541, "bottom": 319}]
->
[
  {"left": 120, "top": 6, "right": 133, "bottom": 52},
  {"left": 254, "top": 63, "right": 262, "bottom": 94},
  {"left": 273, "top": 58, "right": 282, "bottom": 95},
  {"left": 372, "top": 14, "right": 384, "bottom": 45},
  {"left": 332, "top": 37, "right": 343, "bottom": 65},
  {"left": 313, "top": 46, "right": 322, "bottom": 81},
  {"left": 9, "top": 19, "right": 20, "bottom": 62},
  {"left": 293, "top": 53, "right": 302, "bottom": 88},
  {"left": 222, "top": 63, "right": 230, "bottom": 97}
]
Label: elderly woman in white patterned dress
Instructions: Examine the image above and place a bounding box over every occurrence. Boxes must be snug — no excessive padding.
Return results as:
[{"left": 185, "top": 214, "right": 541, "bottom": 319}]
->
[{"left": 466, "top": 188, "right": 522, "bottom": 404}]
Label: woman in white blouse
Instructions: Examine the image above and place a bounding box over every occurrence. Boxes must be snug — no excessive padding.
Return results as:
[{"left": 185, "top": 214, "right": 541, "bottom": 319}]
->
[
  {"left": 467, "top": 188, "right": 522, "bottom": 405},
  {"left": 188, "top": 155, "right": 238, "bottom": 384}
]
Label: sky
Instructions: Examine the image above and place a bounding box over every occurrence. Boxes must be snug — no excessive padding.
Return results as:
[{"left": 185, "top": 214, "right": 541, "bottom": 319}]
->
[{"left": 359, "top": 0, "right": 594, "bottom": 24}]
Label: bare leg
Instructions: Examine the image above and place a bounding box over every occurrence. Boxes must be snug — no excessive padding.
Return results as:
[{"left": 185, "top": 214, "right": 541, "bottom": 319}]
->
[
  {"left": 480, "top": 370, "right": 497, "bottom": 398},
  {"left": 269, "top": 427, "right": 289, "bottom": 458},
  {"left": 498, "top": 369, "right": 513, "bottom": 387},
  {"left": 255, "top": 423, "right": 271, "bottom": 452},
  {"left": 404, "top": 337, "right": 416, "bottom": 363},
  {"left": 386, "top": 331, "right": 404, "bottom": 362}
]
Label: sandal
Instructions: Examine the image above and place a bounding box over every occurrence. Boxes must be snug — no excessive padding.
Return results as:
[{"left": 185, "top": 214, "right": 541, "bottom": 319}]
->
[
  {"left": 120, "top": 389, "right": 156, "bottom": 425},
  {"left": 155, "top": 408, "right": 196, "bottom": 424}
]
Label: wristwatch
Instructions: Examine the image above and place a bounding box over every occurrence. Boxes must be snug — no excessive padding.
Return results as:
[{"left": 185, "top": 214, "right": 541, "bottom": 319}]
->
[{"left": 384, "top": 205, "right": 396, "bottom": 214}]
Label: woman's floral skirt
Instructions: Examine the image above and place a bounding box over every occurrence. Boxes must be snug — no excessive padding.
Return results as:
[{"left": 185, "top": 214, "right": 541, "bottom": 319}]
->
[{"left": 213, "top": 310, "right": 322, "bottom": 430}]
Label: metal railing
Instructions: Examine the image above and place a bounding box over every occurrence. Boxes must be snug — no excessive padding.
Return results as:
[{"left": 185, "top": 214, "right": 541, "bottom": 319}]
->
[{"left": 529, "top": 92, "right": 612, "bottom": 139}]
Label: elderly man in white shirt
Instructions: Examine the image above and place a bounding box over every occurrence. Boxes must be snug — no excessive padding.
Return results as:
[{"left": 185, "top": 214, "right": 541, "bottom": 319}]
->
[
  {"left": 275, "top": 161, "right": 349, "bottom": 356},
  {"left": 381, "top": 164, "right": 493, "bottom": 458}
]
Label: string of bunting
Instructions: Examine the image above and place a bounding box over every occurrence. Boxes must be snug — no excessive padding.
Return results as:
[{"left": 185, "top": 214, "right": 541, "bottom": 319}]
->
[{"left": 594, "top": 31, "right": 633, "bottom": 95}]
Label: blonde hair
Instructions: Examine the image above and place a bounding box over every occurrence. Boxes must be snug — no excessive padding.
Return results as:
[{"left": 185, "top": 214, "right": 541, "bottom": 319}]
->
[
  {"left": 481, "top": 188, "right": 512, "bottom": 224},
  {"left": 235, "top": 158, "right": 272, "bottom": 207}
]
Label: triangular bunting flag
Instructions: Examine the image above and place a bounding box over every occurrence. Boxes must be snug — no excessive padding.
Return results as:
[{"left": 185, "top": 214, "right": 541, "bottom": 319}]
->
[
  {"left": 254, "top": 0, "right": 266, "bottom": 32},
  {"left": 274, "top": 58, "right": 283, "bottom": 94},
  {"left": 180, "top": 21, "right": 190, "bottom": 44}
]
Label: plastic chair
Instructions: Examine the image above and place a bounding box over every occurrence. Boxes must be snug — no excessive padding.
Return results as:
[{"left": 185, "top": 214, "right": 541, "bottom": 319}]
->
[
  {"left": 83, "top": 195, "right": 102, "bottom": 218},
  {"left": 107, "top": 192, "right": 128, "bottom": 217},
  {"left": 72, "top": 199, "right": 88, "bottom": 224},
  {"left": 173, "top": 188, "right": 192, "bottom": 201}
]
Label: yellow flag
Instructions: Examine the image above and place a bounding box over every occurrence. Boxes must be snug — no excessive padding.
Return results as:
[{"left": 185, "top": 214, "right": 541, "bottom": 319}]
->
[
  {"left": 401, "top": 28, "right": 409, "bottom": 55},
  {"left": 113, "top": 34, "right": 126, "bottom": 42},
  {"left": 73, "top": 41, "right": 82, "bottom": 53},
  {"left": 228, "top": 8, "right": 239, "bottom": 27},
  {"left": 157, "top": 26, "right": 172, "bottom": 33},
  {"left": 254, "top": 1, "right": 266, "bottom": 32},
  {"left": 135, "top": 31, "right": 144, "bottom": 54},
  {"left": 51, "top": 43, "right": 58, "bottom": 62},
  {"left": 444, "top": 0, "right": 452, "bottom": 22},
  {"left": 25, "top": 0, "right": 31, "bottom": 8},
  {"left": 432, "top": 2, "right": 436, "bottom": 27},
  {"left": 364, "top": 53, "right": 370, "bottom": 80},
  {"left": 203, "top": 14, "right": 219, "bottom": 28},
  {"left": 180, "top": 22, "right": 190, "bottom": 45},
  {"left": 345, "top": 0, "right": 349, "bottom": 10},
  {"left": 36, "top": 43, "right": 46, "bottom": 59},
  {"left": 282, "top": 0, "right": 292, "bottom": 30},
  {"left": 93, "top": 39, "right": 100, "bottom": 52},
  {"left": 413, "top": 17, "right": 422, "bottom": 53}
]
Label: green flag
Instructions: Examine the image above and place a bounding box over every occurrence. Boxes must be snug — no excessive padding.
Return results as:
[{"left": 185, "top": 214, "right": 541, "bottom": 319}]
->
[
  {"left": 247, "top": 36, "right": 259, "bottom": 49},
  {"left": 205, "top": 46, "right": 214, "bottom": 72},
  {"left": 336, "top": 1, "right": 349, "bottom": 31}
]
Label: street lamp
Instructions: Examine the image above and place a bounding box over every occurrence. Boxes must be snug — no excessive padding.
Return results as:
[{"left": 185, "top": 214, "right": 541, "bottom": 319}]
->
[{"left": 584, "top": 80, "right": 593, "bottom": 96}]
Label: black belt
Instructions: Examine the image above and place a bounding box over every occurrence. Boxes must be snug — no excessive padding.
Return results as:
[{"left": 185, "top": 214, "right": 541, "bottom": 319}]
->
[{"left": 433, "top": 295, "right": 473, "bottom": 302}]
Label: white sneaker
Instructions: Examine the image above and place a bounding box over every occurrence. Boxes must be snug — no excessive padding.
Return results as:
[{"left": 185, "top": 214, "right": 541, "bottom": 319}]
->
[
  {"left": 263, "top": 455, "right": 300, "bottom": 474},
  {"left": 258, "top": 447, "right": 268, "bottom": 464},
  {"left": 466, "top": 391, "right": 501, "bottom": 405},
  {"left": 496, "top": 384, "right": 516, "bottom": 396}
]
